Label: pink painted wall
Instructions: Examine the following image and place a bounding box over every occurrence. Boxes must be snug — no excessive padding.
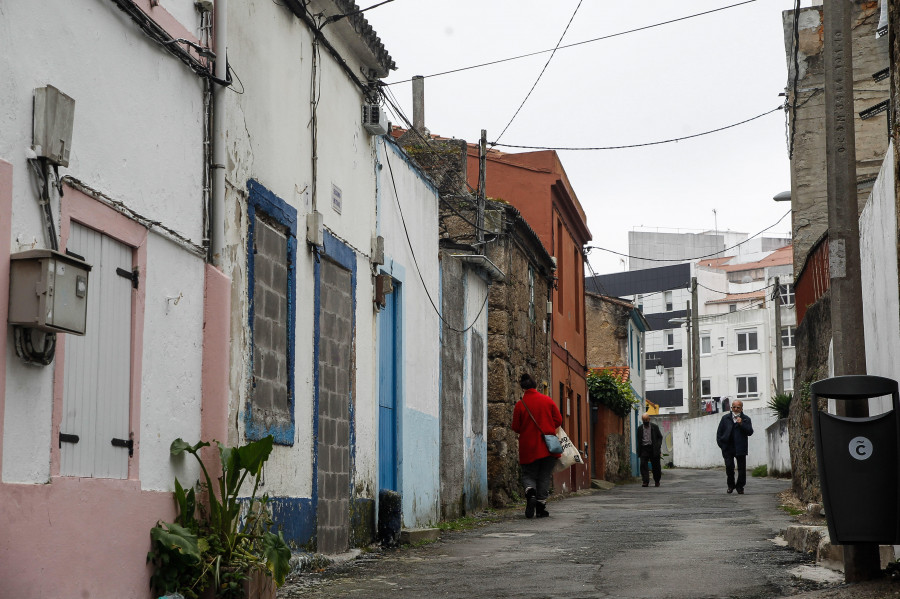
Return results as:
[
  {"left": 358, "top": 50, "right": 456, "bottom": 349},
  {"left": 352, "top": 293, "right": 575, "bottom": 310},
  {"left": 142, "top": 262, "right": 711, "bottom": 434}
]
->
[
  {"left": 0, "top": 160, "right": 11, "bottom": 479},
  {"left": 202, "top": 264, "right": 231, "bottom": 477}
]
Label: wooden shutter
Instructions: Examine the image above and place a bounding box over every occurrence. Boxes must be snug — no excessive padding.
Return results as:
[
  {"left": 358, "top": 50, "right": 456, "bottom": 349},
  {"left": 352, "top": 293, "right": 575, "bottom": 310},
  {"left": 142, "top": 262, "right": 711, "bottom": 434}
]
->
[{"left": 61, "top": 223, "right": 133, "bottom": 478}]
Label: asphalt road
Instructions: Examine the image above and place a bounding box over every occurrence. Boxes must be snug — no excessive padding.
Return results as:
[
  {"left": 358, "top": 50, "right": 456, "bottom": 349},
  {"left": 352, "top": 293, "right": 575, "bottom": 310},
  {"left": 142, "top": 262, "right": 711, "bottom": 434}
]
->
[{"left": 280, "top": 469, "right": 830, "bottom": 599}]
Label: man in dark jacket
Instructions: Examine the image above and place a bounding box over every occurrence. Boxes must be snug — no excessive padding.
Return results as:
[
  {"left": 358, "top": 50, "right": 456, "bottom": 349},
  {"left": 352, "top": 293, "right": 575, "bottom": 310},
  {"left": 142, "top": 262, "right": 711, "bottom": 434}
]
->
[
  {"left": 716, "top": 399, "right": 754, "bottom": 494},
  {"left": 636, "top": 413, "right": 663, "bottom": 487}
]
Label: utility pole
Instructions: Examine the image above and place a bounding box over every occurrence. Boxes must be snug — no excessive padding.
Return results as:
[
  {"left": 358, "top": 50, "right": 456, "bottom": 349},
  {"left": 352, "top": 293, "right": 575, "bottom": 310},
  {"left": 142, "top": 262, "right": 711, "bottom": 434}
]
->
[
  {"left": 685, "top": 300, "right": 695, "bottom": 417},
  {"left": 691, "top": 277, "right": 700, "bottom": 416},
  {"left": 477, "top": 129, "right": 487, "bottom": 253},
  {"left": 774, "top": 277, "right": 784, "bottom": 397},
  {"left": 823, "top": 0, "right": 878, "bottom": 581}
]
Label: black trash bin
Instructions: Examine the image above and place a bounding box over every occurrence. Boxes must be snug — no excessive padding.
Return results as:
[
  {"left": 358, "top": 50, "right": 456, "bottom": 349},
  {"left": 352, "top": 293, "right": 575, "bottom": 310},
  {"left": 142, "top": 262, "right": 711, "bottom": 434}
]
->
[{"left": 811, "top": 375, "right": 900, "bottom": 545}]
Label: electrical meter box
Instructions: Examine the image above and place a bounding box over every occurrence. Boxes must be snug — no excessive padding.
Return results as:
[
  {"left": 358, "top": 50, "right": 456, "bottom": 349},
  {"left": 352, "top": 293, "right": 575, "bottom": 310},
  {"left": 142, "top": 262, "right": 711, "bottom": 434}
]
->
[
  {"left": 33, "top": 85, "right": 75, "bottom": 167},
  {"left": 8, "top": 249, "right": 91, "bottom": 335}
]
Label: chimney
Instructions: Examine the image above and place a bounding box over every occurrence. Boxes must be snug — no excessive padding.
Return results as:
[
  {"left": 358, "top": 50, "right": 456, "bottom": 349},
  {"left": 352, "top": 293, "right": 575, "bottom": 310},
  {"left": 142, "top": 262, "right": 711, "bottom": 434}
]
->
[{"left": 412, "top": 75, "right": 425, "bottom": 133}]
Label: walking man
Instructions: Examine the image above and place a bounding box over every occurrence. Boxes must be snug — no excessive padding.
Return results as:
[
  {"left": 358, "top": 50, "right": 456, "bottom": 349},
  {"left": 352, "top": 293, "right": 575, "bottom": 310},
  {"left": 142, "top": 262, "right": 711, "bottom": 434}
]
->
[
  {"left": 636, "top": 413, "right": 663, "bottom": 487},
  {"left": 716, "top": 399, "right": 754, "bottom": 494}
]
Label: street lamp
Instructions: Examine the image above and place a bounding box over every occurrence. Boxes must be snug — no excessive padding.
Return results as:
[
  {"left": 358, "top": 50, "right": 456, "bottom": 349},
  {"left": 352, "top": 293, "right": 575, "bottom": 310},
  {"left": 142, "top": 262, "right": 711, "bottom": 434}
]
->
[{"left": 655, "top": 358, "right": 664, "bottom": 376}]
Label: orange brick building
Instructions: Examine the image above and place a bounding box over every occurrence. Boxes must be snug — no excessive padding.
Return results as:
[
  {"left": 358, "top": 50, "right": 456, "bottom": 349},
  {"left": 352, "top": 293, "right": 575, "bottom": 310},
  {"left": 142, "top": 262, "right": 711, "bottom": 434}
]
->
[{"left": 467, "top": 148, "right": 593, "bottom": 492}]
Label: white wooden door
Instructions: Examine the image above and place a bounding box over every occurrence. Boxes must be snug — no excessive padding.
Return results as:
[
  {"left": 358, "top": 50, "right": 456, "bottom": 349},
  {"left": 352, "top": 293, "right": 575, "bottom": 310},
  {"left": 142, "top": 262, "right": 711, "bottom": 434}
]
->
[{"left": 61, "top": 223, "right": 134, "bottom": 478}]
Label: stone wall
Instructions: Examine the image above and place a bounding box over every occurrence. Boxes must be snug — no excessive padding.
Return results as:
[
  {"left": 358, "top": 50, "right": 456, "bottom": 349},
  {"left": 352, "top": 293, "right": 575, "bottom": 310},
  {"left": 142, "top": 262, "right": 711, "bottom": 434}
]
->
[
  {"left": 603, "top": 433, "right": 631, "bottom": 482},
  {"left": 790, "top": 291, "right": 832, "bottom": 502},
  {"left": 485, "top": 204, "right": 553, "bottom": 507},
  {"left": 585, "top": 293, "right": 630, "bottom": 368},
  {"left": 783, "top": 2, "right": 889, "bottom": 275}
]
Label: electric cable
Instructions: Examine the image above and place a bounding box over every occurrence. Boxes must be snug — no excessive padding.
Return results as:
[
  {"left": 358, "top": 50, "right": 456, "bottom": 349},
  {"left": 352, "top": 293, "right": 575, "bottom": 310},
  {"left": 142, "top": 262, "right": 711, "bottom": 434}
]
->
[
  {"left": 492, "top": 105, "right": 783, "bottom": 150},
  {"left": 494, "top": 0, "right": 583, "bottom": 144},
  {"left": 385, "top": 0, "right": 758, "bottom": 86},
  {"left": 382, "top": 139, "right": 490, "bottom": 334},
  {"left": 586, "top": 209, "right": 790, "bottom": 263}
]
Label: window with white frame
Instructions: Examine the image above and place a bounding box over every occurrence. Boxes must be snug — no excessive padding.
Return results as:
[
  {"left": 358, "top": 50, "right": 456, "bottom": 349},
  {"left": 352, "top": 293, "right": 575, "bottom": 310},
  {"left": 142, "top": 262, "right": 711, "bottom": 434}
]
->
[
  {"left": 736, "top": 329, "right": 758, "bottom": 352},
  {"left": 665, "top": 329, "right": 674, "bottom": 350},
  {"left": 701, "top": 378, "right": 711, "bottom": 398},
  {"left": 719, "top": 337, "right": 725, "bottom": 348},
  {"left": 701, "top": 334, "right": 711, "bottom": 355},
  {"left": 736, "top": 375, "right": 758, "bottom": 400},
  {"left": 664, "top": 291, "right": 673, "bottom": 312},
  {"left": 666, "top": 368, "right": 675, "bottom": 389},
  {"left": 780, "top": 283, "right": 795, "bottom": 306},
  {"left": 781, "top": 325, "right": 795, "bottom": 348},
  {"left": 783, "top": 367, "right": 795, "bottom": 392}
]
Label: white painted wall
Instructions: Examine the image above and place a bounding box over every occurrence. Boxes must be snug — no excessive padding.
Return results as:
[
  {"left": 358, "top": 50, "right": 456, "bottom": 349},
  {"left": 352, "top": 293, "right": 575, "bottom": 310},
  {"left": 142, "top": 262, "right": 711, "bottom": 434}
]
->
[
  {"left": 223, "top": 0, "right": 383, "bottom": 500},
  {"left": 860, "top": 144, "right": 900, "bottom": 415},
  {"left": 672, "top": 407, "right": 776, "bottom": 468},
  {"left": 378, "top": 139, "right": 441, "bottom": 527},
  {"left": 0, "top": 0, "right": 206, "bottom": 486}
]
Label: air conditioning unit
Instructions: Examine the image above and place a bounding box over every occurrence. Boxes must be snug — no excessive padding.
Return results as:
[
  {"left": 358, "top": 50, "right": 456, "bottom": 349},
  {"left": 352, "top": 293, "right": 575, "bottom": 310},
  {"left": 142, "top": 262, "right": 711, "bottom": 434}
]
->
[{"left": 362, "top": 104, "right": 388, "bottom": 135}]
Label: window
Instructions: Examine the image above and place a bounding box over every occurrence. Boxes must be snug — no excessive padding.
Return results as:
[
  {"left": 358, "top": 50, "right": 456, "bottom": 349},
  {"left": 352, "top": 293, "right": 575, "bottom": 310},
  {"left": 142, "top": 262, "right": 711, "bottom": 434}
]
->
[
  {"left": 719, "top": 337, "right": 725, "bottom": 348},
  {"left": 247, "top": 181, "right": 297, "bottom": 444},
  {"left": 701, "top": 379, "right": 711, "bottom": 398},
  {"left": 666, "top": 368, "right": 675, "bottom": 389},
  {"left": 736, "top": 329, "right": 758, "bottom": 352},
  {"left": 528, "top": 266, "right": 535, "bottom": 322},
  {"left": 701, "top": 334, "right": 711, "bottom": 355},
  {"left": 781, "top": 325, "right": 795, "bottom": 348},
  {"left": 783, "top": 368, "right": 795, "bottom": 392},
  {"left": 664, "top": 291, "right": 673, "bottom": 312},
  {"left": 574, "top": 247, "right": 581, "bottom": 333},
  {"left": 729, "top": 304, "right": 737, "bottom": 313},
  {"left": 665, "top": 329, "right": 674, "bottom": 350},
  {"left": 736, "top": 375, "right": 758, "bottom": 400},
  {"left": 780, "top": 283, "right": 795, "bottom": 306},
  {"left": 556, "top": 221, "right": 564, "bottom": 314}
]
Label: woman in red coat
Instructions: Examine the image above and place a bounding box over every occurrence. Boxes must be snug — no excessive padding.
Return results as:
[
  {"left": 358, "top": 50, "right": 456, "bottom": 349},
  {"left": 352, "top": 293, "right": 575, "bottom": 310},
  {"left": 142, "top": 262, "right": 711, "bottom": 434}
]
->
[{"left": 511, "top": 372, "right": 563, "bottom": 518}]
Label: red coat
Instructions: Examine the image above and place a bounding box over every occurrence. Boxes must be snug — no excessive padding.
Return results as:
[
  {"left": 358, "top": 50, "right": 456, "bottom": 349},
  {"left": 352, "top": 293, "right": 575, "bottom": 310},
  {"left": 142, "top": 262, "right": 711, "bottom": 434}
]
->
[{"left": 511, "top": 388, "right": 564, "bottom": 464}]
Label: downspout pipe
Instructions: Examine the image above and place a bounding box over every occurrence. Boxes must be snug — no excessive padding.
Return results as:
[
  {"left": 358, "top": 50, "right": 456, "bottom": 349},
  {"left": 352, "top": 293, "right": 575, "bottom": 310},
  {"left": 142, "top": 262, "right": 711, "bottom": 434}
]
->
[
  {"left": 211, "top": 0, "right": 227, "bottom": 266},
  {"left": 450, "top": 254, "right": 505, "bottom": 283}
]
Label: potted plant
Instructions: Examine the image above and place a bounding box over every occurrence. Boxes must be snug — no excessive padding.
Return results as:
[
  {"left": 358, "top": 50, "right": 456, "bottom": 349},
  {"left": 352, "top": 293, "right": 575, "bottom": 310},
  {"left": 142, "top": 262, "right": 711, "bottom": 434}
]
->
[{"left": 148, "top": 435, "right": 291, "bottom": 599}]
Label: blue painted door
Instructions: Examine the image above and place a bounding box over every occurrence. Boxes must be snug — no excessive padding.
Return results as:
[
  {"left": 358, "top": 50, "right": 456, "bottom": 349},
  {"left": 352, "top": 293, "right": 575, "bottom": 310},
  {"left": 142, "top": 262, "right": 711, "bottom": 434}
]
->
[{"left": 378, "top": 282, "right": 400, "bottom": 491}]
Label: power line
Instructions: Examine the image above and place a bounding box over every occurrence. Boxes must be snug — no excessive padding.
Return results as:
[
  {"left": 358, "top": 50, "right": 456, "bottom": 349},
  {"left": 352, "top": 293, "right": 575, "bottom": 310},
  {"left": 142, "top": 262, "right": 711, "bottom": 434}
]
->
[
  {"left": 385, "top": 0, "right": 758, "bottom": 86},
  {"left": 494, "top": 0, "right": 583, "bottom": 144},
  {"left": 382, "top": 139, "right": 489, "bottom": 334},
  {"left": 586, "top": 209, "right": 791, "bottom": 264},
  {"left": 492, "top": 105, "right": 784, "bottom": 150}
]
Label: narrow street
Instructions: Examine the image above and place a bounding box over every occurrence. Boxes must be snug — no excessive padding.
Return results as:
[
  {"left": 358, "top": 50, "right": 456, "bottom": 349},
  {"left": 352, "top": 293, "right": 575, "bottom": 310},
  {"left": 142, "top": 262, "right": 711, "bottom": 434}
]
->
[{"left": 280, "top": 469, "right": 825, "bottom": 599}]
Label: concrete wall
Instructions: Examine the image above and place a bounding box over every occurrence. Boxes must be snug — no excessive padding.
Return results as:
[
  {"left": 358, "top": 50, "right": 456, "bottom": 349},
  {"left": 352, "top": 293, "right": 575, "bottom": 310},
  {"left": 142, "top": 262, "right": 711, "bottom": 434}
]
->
[
  {"left": 860, "top": 145, "right": 900, "bottom": 403},
  {"left": 767, "top": 418, "right": 791, "bottom": 478},
  {"left": 0, "top": 1, "right": 210, "bottom": 595},
  {"left": 672, "top": 408, "right": 776, "bottom": 469},
  {"left": 378, "top": 139, "right": 441, "bottom": 529}
]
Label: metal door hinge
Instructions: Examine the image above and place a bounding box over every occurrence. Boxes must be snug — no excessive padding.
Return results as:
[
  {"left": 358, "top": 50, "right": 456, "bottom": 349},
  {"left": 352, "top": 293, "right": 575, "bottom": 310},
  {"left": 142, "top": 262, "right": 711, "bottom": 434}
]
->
[
  {"left": 111, "top": 437, "right": 134, "bottom": 457},
  {"left": 59, "top": 432, "right": 79, "bottom": 446},
  {"left": 116, "top": 267, "right": 139, "bottom": 289}
]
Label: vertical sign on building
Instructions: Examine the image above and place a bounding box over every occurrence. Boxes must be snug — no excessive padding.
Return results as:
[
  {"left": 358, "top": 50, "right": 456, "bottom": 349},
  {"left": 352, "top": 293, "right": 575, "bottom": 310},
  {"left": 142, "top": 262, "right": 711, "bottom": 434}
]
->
[{"left": 332, "top": 183, "right": 342, "bottom": 214}]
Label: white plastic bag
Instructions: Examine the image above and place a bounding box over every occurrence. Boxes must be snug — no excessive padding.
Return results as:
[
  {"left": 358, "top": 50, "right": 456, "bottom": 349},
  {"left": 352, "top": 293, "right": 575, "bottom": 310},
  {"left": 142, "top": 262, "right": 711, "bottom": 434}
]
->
[{"left": 553, "top": 426, "right": 585, "bottom": 472}]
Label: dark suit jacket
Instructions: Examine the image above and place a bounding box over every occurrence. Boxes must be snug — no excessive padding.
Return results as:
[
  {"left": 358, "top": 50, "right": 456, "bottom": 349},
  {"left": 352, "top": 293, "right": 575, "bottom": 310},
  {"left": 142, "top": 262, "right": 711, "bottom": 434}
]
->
[
  {"left": 636, "top": 422, "right": 663, "bottom": 458},
  {"left": 716, "top": 412, "right": 754, "bottom": 456}
]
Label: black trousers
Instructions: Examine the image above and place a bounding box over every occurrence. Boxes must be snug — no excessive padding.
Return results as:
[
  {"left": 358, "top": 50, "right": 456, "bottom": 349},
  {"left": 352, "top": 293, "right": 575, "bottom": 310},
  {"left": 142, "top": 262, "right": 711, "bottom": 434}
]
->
[
  {"left": 724, "top": 454, "right": 747, "bottom": 490},
  {"left": 639, "top": 446, "right": 661, "bottom": 484}
]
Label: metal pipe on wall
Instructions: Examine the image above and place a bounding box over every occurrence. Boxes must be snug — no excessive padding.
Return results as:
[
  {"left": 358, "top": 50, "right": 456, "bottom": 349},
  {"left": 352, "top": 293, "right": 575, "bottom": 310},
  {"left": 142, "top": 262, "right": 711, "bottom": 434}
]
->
[{"left": 210, "top": 0, "right": 227, "bottom": 266}]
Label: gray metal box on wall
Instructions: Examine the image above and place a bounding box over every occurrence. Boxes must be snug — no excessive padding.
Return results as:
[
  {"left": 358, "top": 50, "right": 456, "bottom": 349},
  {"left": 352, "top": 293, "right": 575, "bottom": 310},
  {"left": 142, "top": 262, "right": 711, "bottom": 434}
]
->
[
  {"left": 33, "top": 85, "right": 75, "bottom": 167},
  {"left": 8, "top": 250, "right": 91, "bottom": 335}
]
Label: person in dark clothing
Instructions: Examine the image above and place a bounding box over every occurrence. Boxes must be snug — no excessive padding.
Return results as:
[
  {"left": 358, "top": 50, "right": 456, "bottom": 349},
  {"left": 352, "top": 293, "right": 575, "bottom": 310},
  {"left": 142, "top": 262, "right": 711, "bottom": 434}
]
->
[
  {"left": 716, "top": 399, "right": 754, "bottom": 494},
  {"left": 511, "top": 373, "right": 562, "bottom": 518},
  {"left": 636, "top": 413, "right": 663, "bottom": 487}
]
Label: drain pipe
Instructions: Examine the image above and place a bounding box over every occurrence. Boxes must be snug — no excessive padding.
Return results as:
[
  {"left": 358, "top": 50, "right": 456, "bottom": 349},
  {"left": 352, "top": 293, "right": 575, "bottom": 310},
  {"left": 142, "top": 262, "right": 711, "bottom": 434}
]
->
[{"left": 210, "top": 0, "right": 227, "bottom": 266}]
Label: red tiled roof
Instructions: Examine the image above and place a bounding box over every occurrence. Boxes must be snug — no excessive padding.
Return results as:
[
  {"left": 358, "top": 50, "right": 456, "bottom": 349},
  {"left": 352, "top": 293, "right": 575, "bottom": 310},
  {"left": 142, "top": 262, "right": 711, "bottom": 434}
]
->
[
  {"left": 698, "top": 245, "right": 792, "bottom": 273},
  {"left": 706, "top": 290, "right": 766, "bottom": 304},
  {"left": 591, "top": 366, "right": 630, "bottom": 382}
]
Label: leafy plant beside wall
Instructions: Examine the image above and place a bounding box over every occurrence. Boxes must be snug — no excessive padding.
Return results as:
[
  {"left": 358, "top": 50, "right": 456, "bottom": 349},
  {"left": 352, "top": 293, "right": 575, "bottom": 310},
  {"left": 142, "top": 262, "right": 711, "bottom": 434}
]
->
[
  {"left": 587, "top": 370, "right": 638, "bottom": 418},
  {"left": 148, "top": 435, "right": 291, "bottom": 599},
  {"left": 768, "top": 392, "right": 793, "bottom": 419}
]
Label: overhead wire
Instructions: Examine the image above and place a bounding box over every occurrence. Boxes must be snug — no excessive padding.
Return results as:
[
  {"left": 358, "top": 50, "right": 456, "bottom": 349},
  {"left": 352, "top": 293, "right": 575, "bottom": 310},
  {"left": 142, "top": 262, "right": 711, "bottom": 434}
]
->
[
  {"left": 492, "top": 105, "right": 784, "bottom": 150},
  {"left": 586, "top": 209, "right": 791, "bottom": 264},
  {"left": 382, "top": 139, "right": 489, "bottom": 334},
  {"left": 384, "top": 0, "right": 758, "bottom": 86},
  {"left": 494, "top": 0, "right": 583, "bottom": 144}
]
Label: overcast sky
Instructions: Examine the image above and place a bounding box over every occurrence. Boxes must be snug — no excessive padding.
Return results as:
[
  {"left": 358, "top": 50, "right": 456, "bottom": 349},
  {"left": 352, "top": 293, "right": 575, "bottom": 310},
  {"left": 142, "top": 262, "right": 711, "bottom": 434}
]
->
[{"left": 362, "top": 1, "right": 806, "bottom": 276}]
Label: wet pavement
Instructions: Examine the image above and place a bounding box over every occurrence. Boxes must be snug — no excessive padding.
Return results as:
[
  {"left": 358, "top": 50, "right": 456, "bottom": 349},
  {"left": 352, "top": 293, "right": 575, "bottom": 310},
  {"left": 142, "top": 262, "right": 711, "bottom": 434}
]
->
[{"left": 278, "top": 469, "right": 876, "bottom": 599}]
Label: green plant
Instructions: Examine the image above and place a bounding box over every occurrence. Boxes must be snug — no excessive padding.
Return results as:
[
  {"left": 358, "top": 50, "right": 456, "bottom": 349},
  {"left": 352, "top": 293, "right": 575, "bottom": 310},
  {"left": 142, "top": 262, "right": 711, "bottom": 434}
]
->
[
  {"left": 587, "top": 370, "right": 638, "bottom": 418},
  {"left": 148, "top": 436, "right": 291, "bottom": 599},
  {"left": 751, "top": 464, "right": 768, "bottom": 477},
  {"left": 767, "top": 392, "right": 793, "bottom": 419},
  {"left": 779, "top": 504, "right": 804, "bottom": 516}
]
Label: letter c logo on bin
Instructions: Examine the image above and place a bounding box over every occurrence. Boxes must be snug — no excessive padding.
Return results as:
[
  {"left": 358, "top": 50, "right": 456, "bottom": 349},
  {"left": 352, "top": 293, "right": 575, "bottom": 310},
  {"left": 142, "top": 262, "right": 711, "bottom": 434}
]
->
[{"left": 849, "top": 436, "right": 873, "bottom": 461}]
